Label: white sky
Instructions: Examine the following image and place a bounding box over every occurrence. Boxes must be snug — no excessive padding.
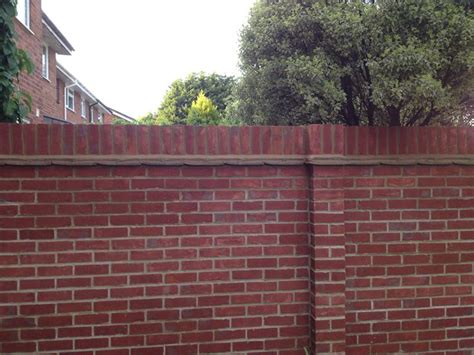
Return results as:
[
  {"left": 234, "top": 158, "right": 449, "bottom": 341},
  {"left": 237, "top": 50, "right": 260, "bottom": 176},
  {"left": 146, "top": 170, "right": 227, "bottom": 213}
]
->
[{"left": 42, "top": 0, "right": 256, "bottom": 118}]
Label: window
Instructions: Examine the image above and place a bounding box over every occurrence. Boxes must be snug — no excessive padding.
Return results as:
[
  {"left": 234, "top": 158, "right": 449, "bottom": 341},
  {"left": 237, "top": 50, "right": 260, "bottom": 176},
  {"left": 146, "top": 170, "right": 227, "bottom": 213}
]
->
[
  {"left": 66, "top": 89, "right": 74, "bottom": 111},
  {"left": 16, "top": 0, "right": 30, "bottom": 28},
  {"left": 80, "top": 99, "right": 87, "bottom": 118},
  {"left": 98, "top": 113, "right": 104, "bottom": 123},
  {"left": 42, "top": 46, "right": 49, "bottom": 79}
]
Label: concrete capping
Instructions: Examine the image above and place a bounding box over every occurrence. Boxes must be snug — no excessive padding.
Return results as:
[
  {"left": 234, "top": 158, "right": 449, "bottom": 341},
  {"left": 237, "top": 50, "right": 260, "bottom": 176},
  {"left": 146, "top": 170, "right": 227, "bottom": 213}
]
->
[{"left": 1, "top": 154, "right": 473, "bottom": 167}]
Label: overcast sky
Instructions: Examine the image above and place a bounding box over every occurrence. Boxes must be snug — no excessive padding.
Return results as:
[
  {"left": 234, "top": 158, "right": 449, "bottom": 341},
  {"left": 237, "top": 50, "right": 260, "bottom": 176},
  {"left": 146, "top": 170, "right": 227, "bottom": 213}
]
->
[{"left": 42, "top": 0, "right": 256, "bottom": 118}]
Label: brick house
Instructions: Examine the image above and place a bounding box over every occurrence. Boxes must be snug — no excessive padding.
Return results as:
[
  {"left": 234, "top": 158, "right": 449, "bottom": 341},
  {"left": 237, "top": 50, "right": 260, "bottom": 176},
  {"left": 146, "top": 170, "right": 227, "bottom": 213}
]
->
[{"left": 14, "top": 0, "right": 133, "bottom": 124}]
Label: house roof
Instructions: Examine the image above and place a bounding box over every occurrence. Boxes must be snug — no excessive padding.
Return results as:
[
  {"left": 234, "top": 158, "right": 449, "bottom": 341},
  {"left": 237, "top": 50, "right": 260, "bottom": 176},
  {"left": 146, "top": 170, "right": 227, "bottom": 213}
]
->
[
  {"left": 42, "top": 12, "right": 74, "bottom": 55},
  {"left": 109, "top": 109, "right": 136, "bottom": 123},
  {"left": 57, "top": 64, "right": 134, "bottom": 120},
  {"left": 57, "top": 63, "right": 112, "bottom": 115}
]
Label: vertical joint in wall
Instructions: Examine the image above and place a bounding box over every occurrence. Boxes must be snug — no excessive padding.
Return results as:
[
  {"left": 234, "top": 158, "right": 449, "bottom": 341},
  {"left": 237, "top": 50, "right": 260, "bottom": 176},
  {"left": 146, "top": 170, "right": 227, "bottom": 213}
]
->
[{"left": 309, "top": 165, "right": 347, "bottom": 354}]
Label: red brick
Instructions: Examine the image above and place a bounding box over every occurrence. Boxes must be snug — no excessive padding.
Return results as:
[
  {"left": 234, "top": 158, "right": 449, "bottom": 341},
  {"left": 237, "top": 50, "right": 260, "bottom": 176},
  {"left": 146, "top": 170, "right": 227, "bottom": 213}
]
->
[
  {"left": 111, "top": 336, "right": 145, "bottom": 347},
  {"left": 22, "top": 328, "right": 56, "bottom": 340}
]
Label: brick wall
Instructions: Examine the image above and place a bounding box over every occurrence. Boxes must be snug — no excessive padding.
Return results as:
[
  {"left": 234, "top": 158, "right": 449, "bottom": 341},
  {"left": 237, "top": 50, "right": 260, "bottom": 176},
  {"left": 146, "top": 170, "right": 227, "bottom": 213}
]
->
[
  {"left": 103, "top": 113, "right": 117, "bottom": 125},
  {"left": 40, "top": 46, "right": 64, "bottom": 121},
  {"left": 343, "top": 165, "right": 474, "bottom": 353},
  {"left": 0, "top": 124, "right": 473, "bottom": 354}
]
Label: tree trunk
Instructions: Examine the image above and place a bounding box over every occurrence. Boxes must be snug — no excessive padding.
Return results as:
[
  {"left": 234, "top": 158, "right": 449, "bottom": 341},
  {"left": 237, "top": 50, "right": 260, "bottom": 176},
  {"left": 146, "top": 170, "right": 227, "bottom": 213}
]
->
[
  {"left": 341, "top": 76, "right": 359, "bottom": 126},
  {"left": 363, "top": 61, "right": 375, "bottom": 126},
  {"left": 387, "top": 106, "right": 401, "bottom": 126},
  {"left": 367, "top": 102, "right": 375, "bottom": 126}
]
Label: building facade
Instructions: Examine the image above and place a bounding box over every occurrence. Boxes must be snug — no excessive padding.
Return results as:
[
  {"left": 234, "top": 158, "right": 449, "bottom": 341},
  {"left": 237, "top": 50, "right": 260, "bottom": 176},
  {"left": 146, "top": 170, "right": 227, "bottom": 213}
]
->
[{"left": 14, "top": 0, "right": 133, "bottom": 124}]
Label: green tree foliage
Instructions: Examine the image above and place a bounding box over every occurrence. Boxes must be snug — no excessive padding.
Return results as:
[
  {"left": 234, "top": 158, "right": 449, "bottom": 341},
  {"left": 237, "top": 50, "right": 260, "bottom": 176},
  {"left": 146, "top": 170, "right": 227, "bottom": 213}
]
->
[
  {"left": 156, "top": 72, "right": 236, "bottom": 125},
  {"left": 236, "top": 0, "right": 474, "bottom": 126},
  {"left": 137, "top": 113, "right": 158, "bottom": 125},
  {"left": 0, "top": 0, "right": 34, "bottom": 123},
  {"left": 187, "top": 91, "right": 221, "bottom": 125}
]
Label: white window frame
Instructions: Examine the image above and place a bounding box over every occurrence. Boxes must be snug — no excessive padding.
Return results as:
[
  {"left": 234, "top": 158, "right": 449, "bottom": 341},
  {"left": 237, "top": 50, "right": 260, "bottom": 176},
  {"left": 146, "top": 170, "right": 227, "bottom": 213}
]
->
[
  {"left": 16, "top": 0, "right": 30, "bottom": 28},
  {"left": 80, "top": 99, "right": 87, "bottom": 118},
  {"left": 66, "top": 89, "right": 75, "bottom": 111},
  {"left": 42, "top": 45, "right": 49, "bottom": 80},
  {"left": 98, "top": 113, "right": 104, "bottom": 123}
]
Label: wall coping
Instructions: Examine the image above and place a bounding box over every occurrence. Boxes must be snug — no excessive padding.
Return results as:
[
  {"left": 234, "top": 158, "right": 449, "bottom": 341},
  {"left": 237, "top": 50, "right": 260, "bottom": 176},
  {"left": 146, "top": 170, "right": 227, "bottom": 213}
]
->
[
  {"left": 1, "top": 155, "right": 473, "bottom": 167},
  {"left": 0, "top": 124, "right": 473, "bottom": 166}
]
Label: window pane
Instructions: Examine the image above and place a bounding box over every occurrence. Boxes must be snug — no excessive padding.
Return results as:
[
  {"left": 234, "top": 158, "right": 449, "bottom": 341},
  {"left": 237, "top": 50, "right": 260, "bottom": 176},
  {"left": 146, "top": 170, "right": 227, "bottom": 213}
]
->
[
  {"left": 81, "top": 100, "right": 86, "bottom": 117},
  {"left": 17, "top": 0, "right": 25, "bottom": 22},
  {"left": 42, "top": 46, "right": 49, "bottom": 79},
  {"left": 16, "top": 0, "right": 29, "bottom": 27},
  {"left": 67, "top": 90, "right": 74, "bottom": 110}
]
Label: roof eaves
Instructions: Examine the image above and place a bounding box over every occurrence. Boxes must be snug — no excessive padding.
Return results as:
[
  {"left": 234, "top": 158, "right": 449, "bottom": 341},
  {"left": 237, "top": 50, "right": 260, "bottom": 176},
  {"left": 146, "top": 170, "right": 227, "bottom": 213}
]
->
[
  {"left": 42, "top": 12, "right": 75, "bottom": 53},
  {"left": 96, "top": 100, "right": 113, "bottom": 115},
  {"left": 57, "top": 64, "right": 95, "bottom": 101},
  {"left": 109, "top": 108, "right": 136, "bottom": 122},
  {"left": 57, "top": 64, "right": 111, "bottom": 114}
]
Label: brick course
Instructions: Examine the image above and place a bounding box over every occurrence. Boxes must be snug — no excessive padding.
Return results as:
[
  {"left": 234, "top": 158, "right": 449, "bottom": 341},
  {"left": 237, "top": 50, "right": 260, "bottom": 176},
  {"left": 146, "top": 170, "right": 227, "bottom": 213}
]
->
[{"left": 0, "top": 124, "right": 473, "bottom": 354}]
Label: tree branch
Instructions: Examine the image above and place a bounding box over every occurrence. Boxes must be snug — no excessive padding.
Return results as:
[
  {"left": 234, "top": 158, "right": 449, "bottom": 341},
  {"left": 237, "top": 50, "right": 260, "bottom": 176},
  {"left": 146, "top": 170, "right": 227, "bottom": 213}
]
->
[
  {"left": 420, "top": 102, "right": 440, "bottom": 126},
  {"left": 406, "top": 106, "right": 425, "bottom": 126}
]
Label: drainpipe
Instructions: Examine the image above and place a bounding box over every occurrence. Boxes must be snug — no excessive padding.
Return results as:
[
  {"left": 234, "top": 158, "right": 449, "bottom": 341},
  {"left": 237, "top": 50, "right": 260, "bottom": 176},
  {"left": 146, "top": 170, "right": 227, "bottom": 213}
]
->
[{"left": 64, "top": 81, "right": 79, "bottom": 121}]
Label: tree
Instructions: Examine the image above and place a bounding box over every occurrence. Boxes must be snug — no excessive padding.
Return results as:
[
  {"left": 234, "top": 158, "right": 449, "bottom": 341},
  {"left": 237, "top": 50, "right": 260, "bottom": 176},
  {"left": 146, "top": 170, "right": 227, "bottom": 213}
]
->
[
  {"left": 0, "top": 0, "right": 34, "bottom": 123},
  {"left": 156, "top": 72, "right": 236, "bottom": 125},
  {"left": 236, "top": 0, "right": 474, "bottom": 126},
  {"left": 137, "top": 113, "right": 158, "bottom": 125},
  {"left": 187, "top": 91, "right": 221, "bottom": 125}
]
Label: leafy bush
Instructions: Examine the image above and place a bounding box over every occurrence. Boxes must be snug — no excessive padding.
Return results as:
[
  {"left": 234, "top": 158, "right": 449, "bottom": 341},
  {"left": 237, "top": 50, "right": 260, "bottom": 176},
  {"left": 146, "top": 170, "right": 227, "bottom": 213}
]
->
[{"left": 187, "top": 91, "right": 221, "bottom": 125}]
